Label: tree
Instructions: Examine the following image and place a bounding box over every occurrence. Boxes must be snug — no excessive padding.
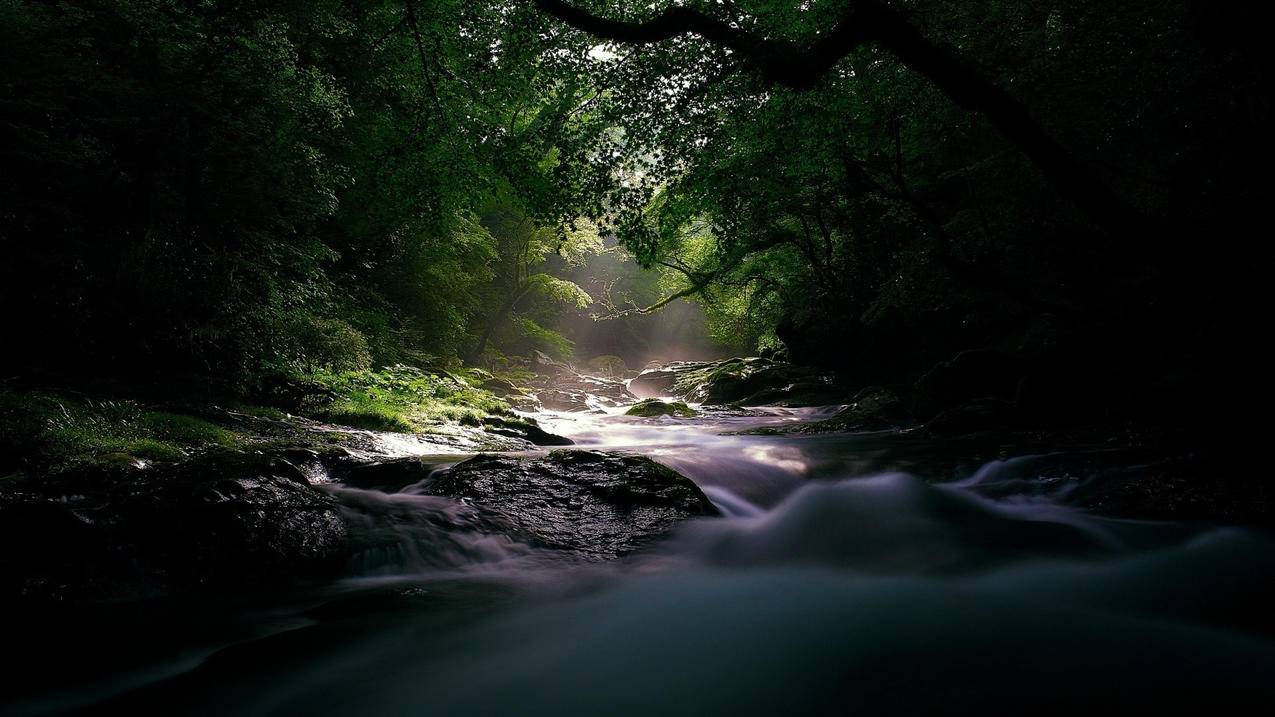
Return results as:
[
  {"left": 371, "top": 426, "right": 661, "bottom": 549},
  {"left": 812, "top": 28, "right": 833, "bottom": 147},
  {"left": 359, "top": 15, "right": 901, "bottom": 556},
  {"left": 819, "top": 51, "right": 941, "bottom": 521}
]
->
[
  {"left": 533, "top": 0, "right": 1147, "bottom": 239},
  {"left": 471, "top": 203, "right": 600, "bottom": 359}
]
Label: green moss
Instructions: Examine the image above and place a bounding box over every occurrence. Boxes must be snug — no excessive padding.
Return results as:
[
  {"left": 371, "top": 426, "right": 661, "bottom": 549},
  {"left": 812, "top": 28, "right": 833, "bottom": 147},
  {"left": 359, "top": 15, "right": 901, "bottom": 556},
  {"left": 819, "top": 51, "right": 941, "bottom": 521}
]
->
[
  {"left": 0, "top": 389, "right": 245, "bottom": 472},
  {"left": 139, "top": 411, "right": 237, "bottom": 445},
  {"left": 303, "top": 364, "right": 511, "bottom": 433},
  {"left": 99, "top": 439, "right": 189, "bottom": 462},
  {"left": 320, "top": 404, "right": 418, "bottom": 433},
  {"left": 626, "top": 399, "right": 698, "bottom": 418},
  {"left": 234, "top": 404, "right": 290, "bottom": 420}
]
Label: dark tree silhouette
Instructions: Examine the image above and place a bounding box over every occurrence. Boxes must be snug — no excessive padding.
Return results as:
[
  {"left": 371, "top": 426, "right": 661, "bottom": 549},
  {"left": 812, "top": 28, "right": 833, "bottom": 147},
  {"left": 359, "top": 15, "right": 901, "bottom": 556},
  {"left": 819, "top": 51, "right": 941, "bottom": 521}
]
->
[{"left": 534, "top": 0, "right": 1148, "bottom": 239}]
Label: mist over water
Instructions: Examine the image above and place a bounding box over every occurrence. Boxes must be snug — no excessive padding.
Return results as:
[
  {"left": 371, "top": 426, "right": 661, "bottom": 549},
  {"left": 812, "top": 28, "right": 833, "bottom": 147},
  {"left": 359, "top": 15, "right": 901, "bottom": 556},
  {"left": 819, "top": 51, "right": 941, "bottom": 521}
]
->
[{"left": 13, "top": 404, "right": 1275, "bottom": 716}]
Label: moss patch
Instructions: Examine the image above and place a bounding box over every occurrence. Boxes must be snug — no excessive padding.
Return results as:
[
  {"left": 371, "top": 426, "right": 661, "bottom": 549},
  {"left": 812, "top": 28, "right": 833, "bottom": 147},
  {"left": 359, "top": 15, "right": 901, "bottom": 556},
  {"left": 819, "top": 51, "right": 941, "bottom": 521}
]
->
[
  {"left": 304, "top": 365, "right": 512, "bottom": 433},
  {"left": 626, "top": 399, "right": 698, "bottom": 418},
  {"left": 0, "top": 389, "right": 245, "bottom": 472}
]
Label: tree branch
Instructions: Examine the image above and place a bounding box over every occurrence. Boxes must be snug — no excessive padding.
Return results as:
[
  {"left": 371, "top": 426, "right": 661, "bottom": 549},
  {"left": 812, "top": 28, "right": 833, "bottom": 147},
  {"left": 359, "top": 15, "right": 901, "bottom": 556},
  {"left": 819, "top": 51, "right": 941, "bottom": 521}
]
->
[
  {"left": 593, "top": 276, "right": 713, "bottom": 320},
  {"left": 534, "top": 0, "right": 1150, "bottom": 239}
]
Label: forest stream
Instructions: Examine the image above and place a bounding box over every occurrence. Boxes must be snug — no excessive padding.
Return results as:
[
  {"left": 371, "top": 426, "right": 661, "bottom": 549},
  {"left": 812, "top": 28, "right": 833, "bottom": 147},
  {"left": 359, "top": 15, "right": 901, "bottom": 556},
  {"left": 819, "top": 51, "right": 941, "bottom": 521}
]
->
[
  {"left": 4, "top": 2, "right": 1270, "bottom": 714},
  {"left": 6, "top": 370, "right": 1275, "bottom": 716}
]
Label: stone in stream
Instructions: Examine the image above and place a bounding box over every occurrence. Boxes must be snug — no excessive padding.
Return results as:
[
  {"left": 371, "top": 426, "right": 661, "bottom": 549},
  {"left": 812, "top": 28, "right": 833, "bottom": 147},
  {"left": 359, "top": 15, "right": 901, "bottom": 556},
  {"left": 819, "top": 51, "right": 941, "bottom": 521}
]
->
[
  {"left": 418, "top": 450, "right": 719, "bottom": 561},
  {"left": 534, "top": 370, "right": 638, "bottom": 411},
  {"left": 536, "top": 388, "right": 593, "bottom": 412},
  {"left": 627, "top": 361, "right": 713, "bottom": 399},
  {"left": 630, "top": 357, "right": 849, "bottom": 407},
  {"left": 625, "top": 398, "right": 698, "bottom": 418},
  {"left": 0, "top": 450, "right": 349, "bottom": 602}
]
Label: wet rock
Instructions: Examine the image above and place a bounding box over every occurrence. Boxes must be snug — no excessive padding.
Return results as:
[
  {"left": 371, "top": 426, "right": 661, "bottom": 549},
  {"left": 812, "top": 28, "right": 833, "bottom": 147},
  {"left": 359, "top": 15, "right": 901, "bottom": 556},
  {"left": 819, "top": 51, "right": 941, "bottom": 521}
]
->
[
  {"left": 634, "top": 357, "right": 849, "bottom": 407},
  {"left": 626, "top": 399, "right": 697, "bottom": 418},
  {"left": 833, "top": 387, "right": 911, "bottom": 430},
  {"left": 757, "top": 345, "right": 790, "bottom": 361},
  {"left": 339, "top": 457, "right": 450, "bottom": 492},
  {"left": 770, "top": 387, "right": 912, "bottom": 435},
  {"left": 532, "top": 368, "right": 637, "bottom": 408},
  {"left": 530, "top": 350, "right": 572, "bottom": 378},
  {"left": 0, "top": 451, "right": 349, "bottom": 602},
  {"left": 481, "top": 416, "right": 573, "bottom": 446},
  {"left": 420, "top": 451, "right": 719, "bottom": 560},
  {"left": 536, "top": 388, "right": 592, "bottom": 412},
  {"left": 628, "top": 361, "right": 715, "bottom": 399},
  {"left": 479, "top": 376, "right": 525, "bottom": 397},
  {"left": 562, "top": 374, "right": 636, "bottom": 406}
]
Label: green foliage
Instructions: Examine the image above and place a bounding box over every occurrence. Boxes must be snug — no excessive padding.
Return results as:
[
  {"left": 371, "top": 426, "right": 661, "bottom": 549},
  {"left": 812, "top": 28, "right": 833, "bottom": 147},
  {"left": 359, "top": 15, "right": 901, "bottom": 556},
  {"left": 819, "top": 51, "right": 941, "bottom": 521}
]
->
[
  {"left": 533, "top": 0, "right": 1262, "bottom": 380},
  {"left": 305, "top": 365, "right": 510, "bottom": 433},
  {"left": 470, "top": 203, "right": 601, "bottom": 359},
  {"left": 0, "top": 0, "right": 608, "bottom": 386},
  {"left": 0, "top": 389, "right": 241, "bottom": 470},
  {"left": 285, "top": 316, "right": 374, "bottom": 374},
  {"left": 510, "top": 318, "right": 577, "bottom": 362},
  {"left": 529, "top": 274, "right": 594, "bottom": 309},
  {"left": 1, "top": 0, "right": 1255, "bottom": 399}
]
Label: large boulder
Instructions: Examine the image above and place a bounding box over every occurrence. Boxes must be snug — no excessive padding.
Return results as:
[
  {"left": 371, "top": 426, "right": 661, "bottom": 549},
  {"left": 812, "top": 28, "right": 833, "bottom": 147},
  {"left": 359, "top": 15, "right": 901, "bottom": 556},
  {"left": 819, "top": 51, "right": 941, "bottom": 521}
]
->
[
  {"left": 645, "top": 357, "right": 850, "bottom": 407},
  {"left": 627, "top": 361, "right": 715, "bottom": 399},
  {"left": 529, "top": 350, "right": 572, "bottom": 378},
  {"left": 562, "top": 374, "right": 637, "bottom": 406},
  {"left": 536, "top": 388, "right": 592, "bottom": 412},
  {"left": 419, "top": 451, "right": 718, "bottom": 560},
  {"left": 694, "top": 359, "right": 846, "bottom": 406},
  {"left": 481, "top": 415, "right": 574, "bottom": 446},
  {"left": 629, "top": 358, "right": 849, "bottom": 406},
  {"left": 534, "top": 371, "right": 638, "bottom": 411},
  {"left": 0, "top": 451, "right": 349, "bottom": 602}
]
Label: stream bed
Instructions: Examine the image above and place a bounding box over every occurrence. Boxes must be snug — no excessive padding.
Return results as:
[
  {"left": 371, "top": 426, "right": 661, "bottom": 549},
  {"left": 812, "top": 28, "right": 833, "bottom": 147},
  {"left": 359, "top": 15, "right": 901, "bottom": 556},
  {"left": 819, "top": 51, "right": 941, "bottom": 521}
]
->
[{"left": 6, "top": 404, "right": 1275, "bottom": 715}]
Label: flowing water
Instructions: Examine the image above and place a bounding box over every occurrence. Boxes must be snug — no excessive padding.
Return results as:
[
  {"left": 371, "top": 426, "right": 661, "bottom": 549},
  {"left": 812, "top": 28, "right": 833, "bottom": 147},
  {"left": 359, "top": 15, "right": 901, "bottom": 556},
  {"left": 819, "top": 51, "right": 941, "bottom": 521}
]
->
[{"left": 7, "top": 403, "right": 1275, "bottom": 715}]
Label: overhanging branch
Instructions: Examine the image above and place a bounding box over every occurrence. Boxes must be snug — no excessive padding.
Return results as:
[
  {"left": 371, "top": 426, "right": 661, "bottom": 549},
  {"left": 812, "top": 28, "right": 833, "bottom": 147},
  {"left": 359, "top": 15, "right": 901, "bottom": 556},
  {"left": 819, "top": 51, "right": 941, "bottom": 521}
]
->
[{"left": 535, "top": 0, "right": 1150, "bottom": 239}]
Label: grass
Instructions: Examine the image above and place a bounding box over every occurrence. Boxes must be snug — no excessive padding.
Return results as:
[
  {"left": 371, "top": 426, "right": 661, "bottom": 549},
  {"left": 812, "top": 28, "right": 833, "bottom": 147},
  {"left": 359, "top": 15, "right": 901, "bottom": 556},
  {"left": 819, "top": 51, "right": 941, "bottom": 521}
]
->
[
  {"left": 304, "top": 365, "right": 513, "bottom": 433},
  {"left": 0, "top": 364, "right": 525, "bottom": 475},
  {"left": 232, "top": 404, "right": 290, "bottom": 420},
  {"left": 0, "top": 388, "right": 245, "bottom": 472}
]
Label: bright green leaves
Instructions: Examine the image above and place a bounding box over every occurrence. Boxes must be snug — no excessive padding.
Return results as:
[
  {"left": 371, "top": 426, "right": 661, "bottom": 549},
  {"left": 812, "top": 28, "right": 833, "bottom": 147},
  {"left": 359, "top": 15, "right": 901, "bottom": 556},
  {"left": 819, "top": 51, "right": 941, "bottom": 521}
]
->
[{"left": 529, "top": 273, "right": 593, "bottom": 309}]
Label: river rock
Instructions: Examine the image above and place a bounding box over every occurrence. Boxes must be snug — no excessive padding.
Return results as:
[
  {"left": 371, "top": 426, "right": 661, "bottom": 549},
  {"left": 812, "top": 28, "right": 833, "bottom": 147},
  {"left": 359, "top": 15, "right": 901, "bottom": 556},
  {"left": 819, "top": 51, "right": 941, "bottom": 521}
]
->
[
  {"left": 0, "top": 451, "right": 349, "bottom": 602},
  {"left": 479, "top": 375, "right": 524, "bottom": 397},
  {"left": 338, "top": 456, "right": 450, "bottom": 491},
  {"left": 419, "top": 451, "right": 719, "bottom": 560},
  {"left": 628, "top": 361, "right": 715, "bottom": 399},
  {"left": 531, "top": 367, "right": 637, "bottom": 408},
  {"left": 530, "top": 350, "right": 572, "bottom": 378},
  {"left": 481, "top": 415, "right": 574, "bottom": 446},
  {"left": 562, "top": 374, "right": 636, "bottom": 406},
  {"left": 536, "top": 388, "right": 592, "bottom": 412},
  {"left": 626, "top": 399, "right": 697, "bottom": 418},
  {"left": 633, "top": 358, "right": 848, "bottom": 407}
]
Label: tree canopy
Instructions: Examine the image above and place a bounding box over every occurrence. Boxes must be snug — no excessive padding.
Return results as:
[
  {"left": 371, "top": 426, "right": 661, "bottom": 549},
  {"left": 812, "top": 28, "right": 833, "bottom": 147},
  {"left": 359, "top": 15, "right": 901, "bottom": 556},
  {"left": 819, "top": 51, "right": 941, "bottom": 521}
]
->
[{"left": 2, "top": 0, "right": 1263, "bottom": 408}]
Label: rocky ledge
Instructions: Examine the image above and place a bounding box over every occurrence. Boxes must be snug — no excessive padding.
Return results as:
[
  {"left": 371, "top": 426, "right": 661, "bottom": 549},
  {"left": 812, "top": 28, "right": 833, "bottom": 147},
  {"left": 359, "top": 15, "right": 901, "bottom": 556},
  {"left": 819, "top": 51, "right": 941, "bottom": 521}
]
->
[
  {"left": 0, "top": 451, "right": 349, "bottom": 602},
  {"left": 2, "top": 446, "right": 718, "bottom": 602},
  {"left": 410, "top": 450, "right": 718, "bottom": 560},
  {"left": 628, "top": 357, "right": 849, "bottom": 407}
]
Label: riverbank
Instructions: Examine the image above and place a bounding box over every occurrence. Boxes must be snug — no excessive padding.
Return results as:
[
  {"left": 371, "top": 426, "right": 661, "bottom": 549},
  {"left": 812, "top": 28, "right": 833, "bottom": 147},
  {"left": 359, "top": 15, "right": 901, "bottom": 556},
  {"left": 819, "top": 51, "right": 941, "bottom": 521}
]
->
[
  {"left": 4, "top": 365, "right": 1274, "bottom": 714},
  {"left": 3, "top": 354, "right": 1264, "bottom": 608}
]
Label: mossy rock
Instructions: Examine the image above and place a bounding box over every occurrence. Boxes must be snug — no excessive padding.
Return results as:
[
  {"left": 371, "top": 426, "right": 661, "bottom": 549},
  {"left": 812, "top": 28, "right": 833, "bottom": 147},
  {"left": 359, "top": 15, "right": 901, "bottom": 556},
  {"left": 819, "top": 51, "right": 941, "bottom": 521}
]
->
[{"left": 625, "top": 399, "right": 697, "bottom": 418}]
